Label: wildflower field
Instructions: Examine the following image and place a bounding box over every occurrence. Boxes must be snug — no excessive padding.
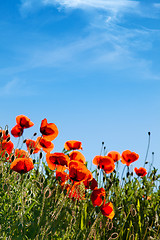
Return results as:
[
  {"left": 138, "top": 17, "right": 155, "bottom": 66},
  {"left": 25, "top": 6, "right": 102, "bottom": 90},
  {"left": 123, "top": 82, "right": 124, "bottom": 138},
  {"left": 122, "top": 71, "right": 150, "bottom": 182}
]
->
[{"left": 0, "top": 115, "right": 160, "bottom": 240}]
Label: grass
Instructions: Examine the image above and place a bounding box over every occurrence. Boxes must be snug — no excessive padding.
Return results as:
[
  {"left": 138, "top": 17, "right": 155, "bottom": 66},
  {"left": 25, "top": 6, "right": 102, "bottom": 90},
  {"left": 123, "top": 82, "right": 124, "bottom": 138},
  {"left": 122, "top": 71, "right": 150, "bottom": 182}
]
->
[{"left": 0, "top": 117, "right": 160, "bottom": 240}]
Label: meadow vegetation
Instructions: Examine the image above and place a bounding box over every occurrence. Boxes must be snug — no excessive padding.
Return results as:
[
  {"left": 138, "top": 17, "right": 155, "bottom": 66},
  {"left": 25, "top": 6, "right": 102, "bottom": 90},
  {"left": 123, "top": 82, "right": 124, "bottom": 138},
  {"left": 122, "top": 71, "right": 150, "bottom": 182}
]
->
[{"left": 0, "top": 115, "right": 159, "bottom": 240}]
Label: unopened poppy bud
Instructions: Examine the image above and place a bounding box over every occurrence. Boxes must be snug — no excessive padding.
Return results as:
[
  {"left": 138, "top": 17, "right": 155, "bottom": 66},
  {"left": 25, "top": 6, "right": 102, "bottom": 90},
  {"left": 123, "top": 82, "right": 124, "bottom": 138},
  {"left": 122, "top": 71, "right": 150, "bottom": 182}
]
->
[
  {"left": 39, "top": 152, "right": 43, "bottom": 159},
  {"left": 0, "top": 131, "right": 3, "bottom": 138},
  {"left": 127, "top": 172, "right": 130, "bottom": 178},
  {"left": 103, "top": 177, "right": 105, "bottom": 182},
  {"left": 98, "top": 165, "right": 100, "bottom": 170},
  {"left": 30, "top": 149, "right": 34, "bottom": 155},
  {"left": 104, "top": 146, "right": 106, "bottom": 150},
  {"left": 102, "top": 142, "right": 104, "bottom": 145},
  {"left": 131, "top": 172, "right": 133, "bottom": 176},
  {"left": 63, "top": 189, "right": 67, "bottom": 195},
  {"left": 145, "top": 161, "right": 148, "bottom": 164},
  {"left": 27, "top": 174, "right": 30, "bottom": 179},
  {"left": 5, "top": 152, "right": 9, "bottom": 158},
  {"left": 33, "top": 159, "right": 36, "bottom": 164},
  {"left": 113, "top": 169, "right": 116, "bottom": 173},
  {"left": 36, "top": 169, "right": 39, "bottom": 176},
  {"left": 11, "top": 155, "right": 15, "bottom": 162},
  {"left": 152, "top": 176, "right": 156, "bottom": 181},
  {"left": 33, "top": 133, "right": 37, "bottom": 136},
  {"left": 6, "top": 137, "right": 10, "bottom": 142},
  {"left": 123, "top": 177, "right": 125, "bottom": 181},
  {"left": 5, "top": 129, "right": 9, "bottom": 136},
  {"left": 23, "top": 139, "right": 27, "bottom": 143},
  {"left": 148, "top": 132, "right": 151, "bottom": 136}
]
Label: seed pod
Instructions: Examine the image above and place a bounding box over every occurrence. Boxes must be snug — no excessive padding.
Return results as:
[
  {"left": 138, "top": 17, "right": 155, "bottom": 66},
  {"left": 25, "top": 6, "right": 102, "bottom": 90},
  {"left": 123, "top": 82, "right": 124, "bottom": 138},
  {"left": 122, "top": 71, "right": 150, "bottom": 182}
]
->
[
  {"left": 5, "top": 129, "right": 9, "bottom": 136},
  {"left": 11, "top": 155, "right": 15, "bottom": 162},
  {"left": 6, "top": 137, "right": 10, "bottom": 142},
  {"left": 39, "top": 152, "right": 43, "bottom": 159}
]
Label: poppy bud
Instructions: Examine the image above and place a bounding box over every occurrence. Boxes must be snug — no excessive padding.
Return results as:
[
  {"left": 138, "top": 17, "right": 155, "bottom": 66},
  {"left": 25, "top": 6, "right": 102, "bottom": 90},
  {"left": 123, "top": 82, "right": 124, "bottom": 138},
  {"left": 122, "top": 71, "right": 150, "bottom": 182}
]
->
[
  {"left": 103, "top": 177, "right": 105, "bottom": 182},
  {"left": 0, "top": 131, "right": 3, "bottom": 138},
  {"left": 127, "top": 172, "right": 130, "bottom": 178},
  {"left": 102, "top": 142, "right": 104, "bottom": 145},
  {"left": 148, "top": 132, "right": 151, "bottom": 136},
  {"left": 33, "top": 159, "right": 36, "bottom": 164},
  {"left": 40, "top": 177, "right": 44, "bottom": 183},
  {"left": 6, "top": 137, "right": 10, "bottom": 142},
  {"left": 131, "top": 172, "right": 133, "bottom": 176},
  {"left": 33, "top": 132, "right": 37, "bottom": 136},
  {"left": 5, "top": 129, "right": 9, "bottom": 136},
  {"left": 5, "top": 152, "right": 9, "bottom": 158},
  {"left": 11, "top": 155, "right": 15, "bottom": 162},
  {"left": 36, "top": 169, "right": 39, "bottom": 176},
  {"left": 145, "top": 161, "right": 148, "bottom": 164},
  {"left": 23, "top": 139, "right": 27, "bottom": 143},
  {"left": 39, "top": 152, "right": 43, "bottom": 159},
  {"left": 30, "top": 149, "right": 34, "bottom": 155}
]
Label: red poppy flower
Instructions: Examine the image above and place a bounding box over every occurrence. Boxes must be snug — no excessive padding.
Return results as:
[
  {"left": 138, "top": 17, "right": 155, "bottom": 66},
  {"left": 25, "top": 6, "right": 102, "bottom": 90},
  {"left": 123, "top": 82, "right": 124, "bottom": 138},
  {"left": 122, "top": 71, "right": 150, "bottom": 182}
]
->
[
  {"left": 36, "top": 137, "right": 54, "bottom": 153},
  {"left": 10, "top": 157, "right": 34, "bottom": 174},
  {"left": 100, "top": 201, "right": 115, "bottom": 219},
  {"left": 99, "top": 156, "right": 115, "bottom": 174},
  {"left": 15, "top": 149, "right": 29, "bottom": 158},
  {"left": 64, "top": 140, "right": 82, "bottom": 151},
  {"left": 40, "top": 118, "right": 58, "bottom": 141},
  {"left": 91, "top": 187, "right": 106, "bottom": 207},
  {"left": 83, "top": 177, "right": 98, "bottom": 190},
  {"left": 121, "top": 150, "right": 139, "bottom": 166},
  {"left": 134, "top": 167, "right": 147, "bottom": 177},
  {"left": 0, "top": 140, "right": 14, "bottom": 159},
  {"left": 16, "top": 115, "right": 34, "bottom": 129},
  {"left": 92, "top": 155, "right": 103, "bottom": 166},
  {"left": 107, "top": 151, "right": 121, "bottom": 163},
  {"left": 69, "top": 151, "right": 86, "bottom": 164},
  {"left": 11, "top": 125, "right": 23, "bottom": 137},
  {"left": 69, "top": 160, "right": 92, "bottom": 183},
  {"left": 26, "top": 139, "right": 41, "bottom": 154},
  {"left": 46, "top": 152, "right": 70, "bottom": 170}
]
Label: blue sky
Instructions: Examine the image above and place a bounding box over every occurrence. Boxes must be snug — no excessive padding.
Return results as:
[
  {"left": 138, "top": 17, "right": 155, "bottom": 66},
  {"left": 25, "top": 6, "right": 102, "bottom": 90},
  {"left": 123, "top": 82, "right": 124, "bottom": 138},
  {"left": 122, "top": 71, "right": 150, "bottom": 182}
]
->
[{"left": 0, "top": 0, "right": 160, "bottom": 175}]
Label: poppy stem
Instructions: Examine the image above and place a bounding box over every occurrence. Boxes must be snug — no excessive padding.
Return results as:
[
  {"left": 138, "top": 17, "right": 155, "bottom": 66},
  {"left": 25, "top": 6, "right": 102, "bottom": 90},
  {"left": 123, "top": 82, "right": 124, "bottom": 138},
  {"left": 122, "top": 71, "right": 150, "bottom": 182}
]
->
[
  {"left": 20, "top": 173, "right": 25, "bottom": 236},
  {"left": 121, "top": 165, "right": 127, "bottom": 184},
  {"left": 143, "top": 132, "right": 151, "bottom": 168}
]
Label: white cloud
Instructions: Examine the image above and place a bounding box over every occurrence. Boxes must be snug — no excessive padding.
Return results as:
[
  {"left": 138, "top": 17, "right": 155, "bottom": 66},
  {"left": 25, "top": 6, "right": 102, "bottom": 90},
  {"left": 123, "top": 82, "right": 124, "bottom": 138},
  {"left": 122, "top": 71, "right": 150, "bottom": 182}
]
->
[
  {"left": 1, "top": 78, "right": 35, "bottom": 96},
  {"left": 44, "top": 0, "right": 139, "bottom": 11},
  {"left": 20, "top": 0, "right": 140, "bottom": 16}
]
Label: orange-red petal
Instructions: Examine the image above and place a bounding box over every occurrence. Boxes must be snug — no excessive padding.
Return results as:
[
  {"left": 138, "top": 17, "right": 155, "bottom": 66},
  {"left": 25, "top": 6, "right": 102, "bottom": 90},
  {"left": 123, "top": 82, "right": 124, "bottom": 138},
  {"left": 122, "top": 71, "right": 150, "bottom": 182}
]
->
[
  {"left": 40, "top": 118, "right": 58, "bottom": 141},
  {"left": 64, "top": 140, "right": 82, "bottom": 151},
  {"left": 10, "top": 157, "right": 34, "bottom": 173},
  {"left": 16, "top": 115, "right": 34, "bottom": 129}
]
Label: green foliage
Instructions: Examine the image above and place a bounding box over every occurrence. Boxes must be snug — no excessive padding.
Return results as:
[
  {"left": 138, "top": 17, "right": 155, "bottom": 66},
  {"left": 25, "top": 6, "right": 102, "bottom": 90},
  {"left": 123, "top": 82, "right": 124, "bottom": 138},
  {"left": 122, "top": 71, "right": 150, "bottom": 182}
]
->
[{"left": 0, "top": 159, "right": 160, "bottom": 240}]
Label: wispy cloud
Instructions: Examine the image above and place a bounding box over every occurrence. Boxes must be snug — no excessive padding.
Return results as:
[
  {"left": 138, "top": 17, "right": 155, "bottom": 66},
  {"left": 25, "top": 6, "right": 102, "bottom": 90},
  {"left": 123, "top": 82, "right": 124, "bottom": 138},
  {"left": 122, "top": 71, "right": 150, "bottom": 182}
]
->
[
  {"left": 20, "top": 0, "right": 140, "bottom": 17},
  {"left": 0, "top": 78, "right": 35, "bottom": 96}
]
